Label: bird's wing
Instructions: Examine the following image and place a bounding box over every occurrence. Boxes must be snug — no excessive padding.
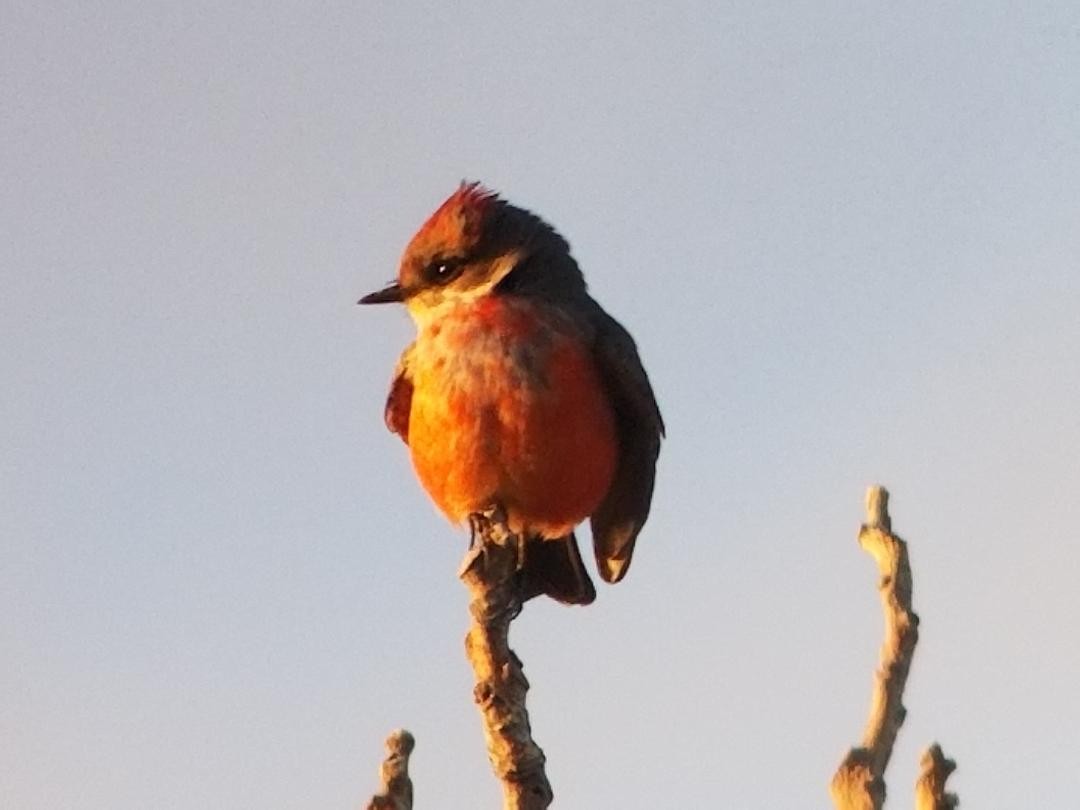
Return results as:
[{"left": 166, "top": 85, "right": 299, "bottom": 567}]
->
[
  {"left": 384, "top": 343, "right": 415, "bottom": 444},
  {"left": 588, "top": 305, "right": 664, "bottom": 583}
]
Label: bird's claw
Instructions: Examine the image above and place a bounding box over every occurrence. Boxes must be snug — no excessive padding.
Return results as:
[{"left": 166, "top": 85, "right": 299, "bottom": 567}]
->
[
  {"left": 457, "top": 506, "right": 528, "bottom": 619},
  {"left": 459, "top": 507, "right": 503, "bottom": 578}
]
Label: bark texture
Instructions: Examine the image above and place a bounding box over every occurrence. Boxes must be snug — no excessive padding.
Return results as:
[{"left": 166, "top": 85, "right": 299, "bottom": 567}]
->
[
  {"left": 365, "top": 729, "right": 414, "bottom": 810},
  {"left": 360, "top": 488, "right": 962, "bottom": 809},
  {"left": 831, "top": 486, "right": 920, "bottom": 810},
  {"left": 914, "top": 744, "right": 958, "bottom": 810},
  {"left": 459, "top": 508, "right": 553, "bottom": 809}
]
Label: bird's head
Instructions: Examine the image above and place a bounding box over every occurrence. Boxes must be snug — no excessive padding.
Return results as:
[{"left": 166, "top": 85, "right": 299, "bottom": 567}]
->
[{"left": 360, "top": 182, "right": 586, "bottom": 325}]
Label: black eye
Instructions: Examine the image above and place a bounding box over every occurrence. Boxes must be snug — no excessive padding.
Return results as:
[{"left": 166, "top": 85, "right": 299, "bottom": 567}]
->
[{"left": 424, "top": 257, "right": 464, "bottom": 285}]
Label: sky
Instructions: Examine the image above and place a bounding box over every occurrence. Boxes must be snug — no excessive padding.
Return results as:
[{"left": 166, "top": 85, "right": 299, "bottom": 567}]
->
[{"left": 2, "top": 2, "right": 1078, "bottom": 808}]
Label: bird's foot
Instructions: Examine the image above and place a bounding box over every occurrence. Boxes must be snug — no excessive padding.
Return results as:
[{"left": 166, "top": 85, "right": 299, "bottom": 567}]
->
[
  {"left": 458, "top": 505, "right": 526, "bottom": 619},
  {"left": 458, "top": 505, "right": 512, "bottom": 578},
  {"left": 458, "top": 513, "right": 487, "bottom": 578}
]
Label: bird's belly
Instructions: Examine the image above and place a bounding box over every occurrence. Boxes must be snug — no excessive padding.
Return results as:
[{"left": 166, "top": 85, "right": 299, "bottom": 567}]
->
[{"left": 408, "top": 313, "right": 617, "bottom": 537}]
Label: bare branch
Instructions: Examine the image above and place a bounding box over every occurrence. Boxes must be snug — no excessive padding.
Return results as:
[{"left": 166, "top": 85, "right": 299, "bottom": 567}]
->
[
  {"left": 857, "top": 486, "right": 919, "bottom": 766},
  {"left": 915, "top": 744, "right": 958, "bottom": 810},
  {"left": 365, "top": 729, "right": 415, "bottom": 810},
  {"left": 831, "top": 486, "right": 921, "bottom": 810},
  {"left": 459, "top": 508, "right": 553, "bottom": 810}
]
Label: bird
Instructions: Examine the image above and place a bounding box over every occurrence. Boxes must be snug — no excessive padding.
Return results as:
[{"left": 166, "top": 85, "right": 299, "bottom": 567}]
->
[{"left": 359, "top": 182, "right": 663, "bottom": 605}]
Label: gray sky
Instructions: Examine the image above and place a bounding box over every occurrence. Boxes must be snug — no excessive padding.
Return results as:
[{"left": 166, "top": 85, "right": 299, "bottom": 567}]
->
[{"left": 3, "top": 2, "right": 1078, "bottom": 807}]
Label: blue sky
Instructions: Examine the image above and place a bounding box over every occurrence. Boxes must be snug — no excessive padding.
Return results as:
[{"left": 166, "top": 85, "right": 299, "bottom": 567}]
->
[{"left": 3, "top": 3, "right": 1078, "bottom": 807}]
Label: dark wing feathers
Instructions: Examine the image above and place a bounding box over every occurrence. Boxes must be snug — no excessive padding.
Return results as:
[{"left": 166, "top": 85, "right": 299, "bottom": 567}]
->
[
  {"left": 384, "top": 343, "right": 415, "bottom": 444},
  {"left": 587, "top": 304, "right": 664, "bottom": 583}
]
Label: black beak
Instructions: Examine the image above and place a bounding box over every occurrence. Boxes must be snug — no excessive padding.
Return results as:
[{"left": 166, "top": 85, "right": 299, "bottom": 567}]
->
[{"left": 358, "top": 281, "right": 405, "bottom": 305}]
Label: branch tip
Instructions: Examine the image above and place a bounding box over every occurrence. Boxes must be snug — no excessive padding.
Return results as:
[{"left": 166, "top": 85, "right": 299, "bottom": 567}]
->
[
  {"left": 832, "top": 486, "right": 918, "bottom": 810},
  {"left": 386, "top": 728, "right": 415, "bottom": 756},
  {"left": 916, "top": 743, "right": 959, "bottom": 810},
  {"left": 365, "top": 728, "right": 414, "bottom": 810},
  {"left": 864, "top": 485, "right": 891, "bottom": 531}
]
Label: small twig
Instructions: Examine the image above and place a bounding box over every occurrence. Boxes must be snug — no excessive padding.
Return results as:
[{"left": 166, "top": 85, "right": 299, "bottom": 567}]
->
[
  {"left": 365, "top": 729, "right": 415, "bottom": 810},
  {"left": 915, "top": 743, "right": 958, "bottom": 810},
  {"left": 459, "top": 508, "right": 553, "bottom": 810},
  {"left": 831, "top": 486, "right": 921, "bottom": 810}
]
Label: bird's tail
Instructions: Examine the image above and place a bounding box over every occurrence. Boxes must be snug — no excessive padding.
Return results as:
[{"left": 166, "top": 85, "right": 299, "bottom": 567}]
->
[{"left": 520, "top": 533, "right": 596, "bottom": 605}]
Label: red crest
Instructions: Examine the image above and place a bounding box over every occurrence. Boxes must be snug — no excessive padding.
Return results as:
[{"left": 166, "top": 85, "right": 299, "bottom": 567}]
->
[{"left": 414, "top": 181, "right": 499, "bottom": 244}]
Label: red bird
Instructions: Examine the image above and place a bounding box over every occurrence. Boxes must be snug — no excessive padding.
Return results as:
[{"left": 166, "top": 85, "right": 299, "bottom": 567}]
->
[{"left": 360, "top": 183, "right": 663, "bottom": 604}]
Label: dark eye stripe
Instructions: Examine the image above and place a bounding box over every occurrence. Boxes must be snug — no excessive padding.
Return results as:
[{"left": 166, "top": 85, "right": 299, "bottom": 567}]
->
[{"left": 424, "top": 257, "right": 464, "bottom": 285}]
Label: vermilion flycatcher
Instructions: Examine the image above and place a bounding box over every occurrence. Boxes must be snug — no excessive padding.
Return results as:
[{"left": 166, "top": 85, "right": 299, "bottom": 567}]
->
[{"left": 360, "top": 183, "right": 663, "bottom": 604}]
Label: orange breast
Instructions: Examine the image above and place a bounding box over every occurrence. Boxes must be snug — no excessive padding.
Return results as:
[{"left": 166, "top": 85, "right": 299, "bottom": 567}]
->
[{"left": 406, "top": 297, "right": 617, "bottom": 537}]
